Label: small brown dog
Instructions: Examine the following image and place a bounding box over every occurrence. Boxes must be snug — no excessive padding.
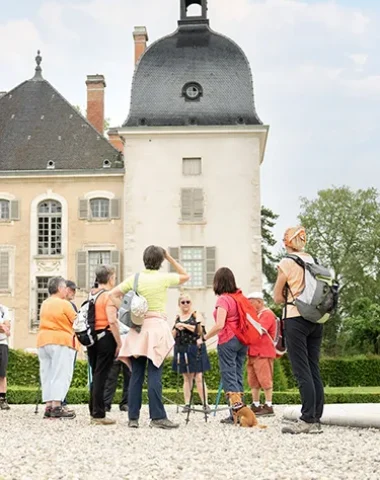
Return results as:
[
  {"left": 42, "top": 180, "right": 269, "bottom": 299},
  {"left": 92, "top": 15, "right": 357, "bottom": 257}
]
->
[{"left": 227, "top": 392, "right": 267, "bottom": 429}]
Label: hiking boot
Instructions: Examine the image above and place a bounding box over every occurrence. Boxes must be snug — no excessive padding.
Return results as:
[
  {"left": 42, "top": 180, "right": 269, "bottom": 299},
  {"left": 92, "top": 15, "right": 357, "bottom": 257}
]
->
[
  {"left": 50, "top": 406, "right": 76, "bottom": 419},
  {"left": 0, "top": 398, "right": 10, "bottom": 410},
  {"left": 282, "top": 420, "right": 322, "bottom": 435},
  {"left": 91, "top": 417, "right": 116, "bottom": 425},
  {"left": 43, "top": 407, "right": 52, "bottom": 419},
  {"left": 62, "top": 405, "right": 75, "bottom": 415},
  {"left": 128, "top": 419, "right": 139, "bottom": 428},
  {"left": 119, "top": 404, "right": 129, "bottom": 412},
  {"left": 250, "top": 404, "right": 262, "bottom": 414},
  {"left": 220, "top": 415, "right": 234, "bottom": 424},
  {"left": 256, "top": 404, "right": 275, "bottom": 416},
  {"left": 182, "top": 404, "right": 191, "bottom": 413},
  {"left": 150, "top": 418, "right": 179, "bottom": 429}
]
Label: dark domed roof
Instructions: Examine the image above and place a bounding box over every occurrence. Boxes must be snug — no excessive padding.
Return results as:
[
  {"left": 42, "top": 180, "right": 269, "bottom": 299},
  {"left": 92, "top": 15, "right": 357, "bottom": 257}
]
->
[{"left": 124, "top": 21, "right": 263, "bottom": 127}]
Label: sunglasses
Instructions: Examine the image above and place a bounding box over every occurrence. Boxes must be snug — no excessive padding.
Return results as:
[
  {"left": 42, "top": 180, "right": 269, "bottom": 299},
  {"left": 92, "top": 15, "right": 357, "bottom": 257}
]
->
[{"left": 180, "top": 300, "right": 191, "bottom": 305}]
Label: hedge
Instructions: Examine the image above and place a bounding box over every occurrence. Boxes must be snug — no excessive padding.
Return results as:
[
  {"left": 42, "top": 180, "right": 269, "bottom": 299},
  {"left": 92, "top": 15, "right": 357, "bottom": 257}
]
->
[
  {"left": 7, "top": 387, "right": 380, "bottom": 405},
  {"left": 6, "top": 349, "right": 380, "bottom": 393}
]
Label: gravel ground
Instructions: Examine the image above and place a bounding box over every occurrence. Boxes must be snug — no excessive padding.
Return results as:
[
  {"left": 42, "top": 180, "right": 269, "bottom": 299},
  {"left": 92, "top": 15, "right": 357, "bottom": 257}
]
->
[{"left": 1, "top": 404, "right": 379, "bottom": 480}]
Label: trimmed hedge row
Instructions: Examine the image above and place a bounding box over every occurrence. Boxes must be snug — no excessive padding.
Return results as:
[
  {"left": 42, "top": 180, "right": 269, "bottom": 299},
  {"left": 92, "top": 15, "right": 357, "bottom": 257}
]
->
[
  {"left": 7, "top": 386, "right": 380, "bottom": 405},
  {"left": 7, "top": 349, "right": 380, "bottom": 392}
]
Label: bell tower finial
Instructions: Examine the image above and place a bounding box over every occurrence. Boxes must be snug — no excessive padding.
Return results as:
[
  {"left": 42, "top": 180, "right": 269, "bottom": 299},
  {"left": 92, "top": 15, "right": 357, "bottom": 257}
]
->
[{"left": 179, "top": 0, "right": 209, "bottom": 26}]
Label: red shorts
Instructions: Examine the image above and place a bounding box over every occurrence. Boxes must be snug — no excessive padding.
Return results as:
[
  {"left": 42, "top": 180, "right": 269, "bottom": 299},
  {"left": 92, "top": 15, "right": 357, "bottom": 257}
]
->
[{"left": 247, "top": 356, "right": 274, "bottom": 390}]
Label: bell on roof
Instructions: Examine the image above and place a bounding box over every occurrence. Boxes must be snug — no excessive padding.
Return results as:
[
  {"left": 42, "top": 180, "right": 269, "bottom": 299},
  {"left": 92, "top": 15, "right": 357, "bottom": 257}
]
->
[{"left": 179, "top": 0, "right": 208, "bottom": 25}]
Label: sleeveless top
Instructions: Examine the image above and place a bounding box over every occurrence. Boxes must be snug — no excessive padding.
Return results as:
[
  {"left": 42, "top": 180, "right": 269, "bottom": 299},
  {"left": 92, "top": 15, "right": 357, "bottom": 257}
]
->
[{"left": 173, "top": 312, "right": 201, "bottom": 347}]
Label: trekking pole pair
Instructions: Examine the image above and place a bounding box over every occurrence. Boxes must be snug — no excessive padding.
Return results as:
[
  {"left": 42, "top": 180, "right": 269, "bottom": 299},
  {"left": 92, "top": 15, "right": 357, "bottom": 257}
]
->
[{"left": 185, "top": 346, "right": 208, "bottom": 425}]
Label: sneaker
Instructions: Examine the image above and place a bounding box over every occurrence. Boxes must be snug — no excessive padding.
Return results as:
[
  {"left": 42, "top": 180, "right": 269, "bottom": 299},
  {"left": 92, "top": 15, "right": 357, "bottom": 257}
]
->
[
  {"left": 62, "top": 405, "right": 75, "bottom": 415},
  {"left": 282, "top": 420, "right": 322, "bottom": 434},
  {"left": 256, "top": 404, "right": 275, "bottom": 416},
  {"left": 128, "top": 419, "right": 139, "bottom": 428},
  {"left": 91, "top": 417, "right": 116, "bottom": 425},
  {"left": 220, "top": 416, "right": 234, "bottom": 424},
  {"left": 250, "top": 404, "right": 262, "bottom": 414},
  {"left": 0, "top": 398, "right": 10, "bottom": 410},
  {"left": 182, "top": 404, "right": 191, "bottom": 413},
  {"left": 150, "top": 418, "right": 180, "bottom": 429},
  {"left": 119, "top": 404, "right": 129, "bottom": 412},
  {"left": 50, "top": 406, "right": 76, "bottom": 419},
  {"left": 43, "top": 407, "right": 52, "bottom": 419}
]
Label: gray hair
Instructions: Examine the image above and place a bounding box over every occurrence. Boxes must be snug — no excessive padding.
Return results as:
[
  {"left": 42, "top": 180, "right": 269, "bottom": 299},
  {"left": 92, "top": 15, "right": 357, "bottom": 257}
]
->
[
  {"left": 95, "top": 265, "right": 116, "bottom": 285},
  {"left": 48, "top": 276, "right": 66, "bottom": 295}
]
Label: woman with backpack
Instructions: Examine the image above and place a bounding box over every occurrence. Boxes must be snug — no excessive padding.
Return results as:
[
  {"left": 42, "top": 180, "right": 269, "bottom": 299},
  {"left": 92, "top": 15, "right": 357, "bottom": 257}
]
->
[
  {"left": 172, "top": 293, "right": 211, "bottom": 414},
  {"left": 109, "top": 246, "right": 190, "bottom": 429},
  {"left": 198, "top": 267, "right": 249, "bottom": 424},
  {"left": 273, "top": 226, "right": 324, "bottom": 434},
  {"left": 87, "top": 264, "right": 122, "bottom": 425}
]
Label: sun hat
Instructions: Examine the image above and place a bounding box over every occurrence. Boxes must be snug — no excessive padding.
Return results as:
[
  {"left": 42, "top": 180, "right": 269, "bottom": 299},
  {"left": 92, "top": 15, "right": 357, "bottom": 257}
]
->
[{"left": 247, "top": 291, "right": 264, "bottom": 300}]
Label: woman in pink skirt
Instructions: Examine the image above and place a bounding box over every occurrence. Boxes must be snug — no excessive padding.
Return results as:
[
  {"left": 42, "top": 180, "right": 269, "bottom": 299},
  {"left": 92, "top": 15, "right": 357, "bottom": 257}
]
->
[{"left": 109, "top": 246, "right": 190, "bottom": 429}]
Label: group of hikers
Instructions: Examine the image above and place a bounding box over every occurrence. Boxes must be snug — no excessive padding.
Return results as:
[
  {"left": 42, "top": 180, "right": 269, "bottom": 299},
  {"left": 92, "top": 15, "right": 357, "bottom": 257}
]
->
[{"left": 0, "top": 226, "right": 334, "bottom": 434}]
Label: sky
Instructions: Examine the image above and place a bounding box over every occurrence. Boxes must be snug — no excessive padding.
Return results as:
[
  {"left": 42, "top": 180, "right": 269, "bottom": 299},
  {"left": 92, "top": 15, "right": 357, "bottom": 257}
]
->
[{"left": 1, "top": 0, "right": 380, "bottom": 243}]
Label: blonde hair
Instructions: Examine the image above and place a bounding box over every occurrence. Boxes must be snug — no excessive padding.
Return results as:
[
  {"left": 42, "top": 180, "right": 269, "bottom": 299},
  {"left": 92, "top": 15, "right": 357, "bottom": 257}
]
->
[
  {"left": 178, "top": 292, "right": 192, "bottom": 305},
  {"left": 284, "top": 226, "right": 307, "bottom": 252}
]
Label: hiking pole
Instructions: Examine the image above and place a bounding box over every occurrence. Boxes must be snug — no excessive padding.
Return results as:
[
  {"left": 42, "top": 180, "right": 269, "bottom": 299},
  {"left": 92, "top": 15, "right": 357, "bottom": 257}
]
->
[
  {"left": 196, "top": 345, "right": 208, "bottom": 423},
  {"left": 176, "top": 351, "right": 181, "bottom": 413},
  {"left": 34, "top": 377, "right": 41, "bottom": 415},
  {"left": 185, "top": 352, "right": 195, "bottom": 425},
  {"left": 213, "top": 380, "right": 223, "bottom": 416}
]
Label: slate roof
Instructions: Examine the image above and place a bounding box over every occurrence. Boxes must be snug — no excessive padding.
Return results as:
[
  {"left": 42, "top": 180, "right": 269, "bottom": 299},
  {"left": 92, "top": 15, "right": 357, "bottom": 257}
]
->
[
  {"left": 124, "top": 22, "right": 263, "bottom": 127},
  {"left": 0, "top": 59, "right": 123, "bottom": 172}
]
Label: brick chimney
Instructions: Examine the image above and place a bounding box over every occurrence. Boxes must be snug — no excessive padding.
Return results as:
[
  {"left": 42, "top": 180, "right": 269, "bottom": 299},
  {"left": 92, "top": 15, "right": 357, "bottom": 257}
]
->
[
  {"left": 133, "top": 26, "right": 148, "bottom": 65},
  {"left": 108, "top": 128, "right": 125, "bottom": 153},
  {"left": 86, "top": 74, "right": 106, "bottom": 135}
]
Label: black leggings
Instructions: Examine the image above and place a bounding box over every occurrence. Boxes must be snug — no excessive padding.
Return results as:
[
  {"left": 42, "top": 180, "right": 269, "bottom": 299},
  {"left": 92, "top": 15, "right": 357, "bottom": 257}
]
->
[{"left": 284, "top": 317, "right": 324, "bottom": 423}]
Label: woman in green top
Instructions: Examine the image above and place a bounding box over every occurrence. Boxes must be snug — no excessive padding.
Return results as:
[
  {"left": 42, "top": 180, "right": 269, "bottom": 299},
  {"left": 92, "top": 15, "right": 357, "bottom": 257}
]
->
[{"left": 109, "top": 246, "right": 190, "bottom": 429}]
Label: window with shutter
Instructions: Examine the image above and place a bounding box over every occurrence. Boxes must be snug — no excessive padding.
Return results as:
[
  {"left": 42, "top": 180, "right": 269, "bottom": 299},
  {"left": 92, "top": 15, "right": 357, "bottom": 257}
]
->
[
  {"left": 10, "top": 200, "right": 20, "bottom": 220},
  {"left": 37, "top": 200, "right": 62, "bottom": 255},
  {"left": 0, "top": 200, "right": 10, "bottom": 220},
  {"left": 0, "top": 251, "right": 9, "bottom": 289},
  {"left": 183, "top": 158, "right": 202, "bottom": 176},
  {"left": 181, "top": 188, "right": 204, "bottom": 222},
  {"left": 76, "top": 251, "right": 87, "bottom": 289},
  {"left": 110, "top": 199, "right": 121, "bottom": 219},
  {"left": 90, "top": 198, "right": 110, "bottom": 219},
  {"left": 168, "top": 247, "right": 179, "bottom": 273},
  {"left": 78, "top": 199, "right": 89, "bottom": 220},
  {"left": 111, "top": 250, "right": 121, "bottom": 282},
  {"left": 181, "top": 247, "right": 205, "bottom": 288},
  {"left": 88, "top": 251, "right": 111, "bottom": 288}
]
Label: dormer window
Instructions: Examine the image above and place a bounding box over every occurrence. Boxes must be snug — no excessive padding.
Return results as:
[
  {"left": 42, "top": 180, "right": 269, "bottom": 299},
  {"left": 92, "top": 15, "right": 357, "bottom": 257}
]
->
[
  {"left": 182, "top": 82, "right": 203, "bottom": 101},
  {"left": 103, "top": 159, "right": 111, "bottom": 168},
  {"left": 47, "top": 160, "right": 55, "bottom": 169}
]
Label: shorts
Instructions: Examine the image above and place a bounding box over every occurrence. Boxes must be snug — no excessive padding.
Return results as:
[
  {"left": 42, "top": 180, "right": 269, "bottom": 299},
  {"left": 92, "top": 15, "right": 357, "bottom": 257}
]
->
[
  {"left": 0, "top": 344, "right": 9, "bottom": 378},
  {"left": 247, "top": 356, "right": 274, "bottom": 390}
]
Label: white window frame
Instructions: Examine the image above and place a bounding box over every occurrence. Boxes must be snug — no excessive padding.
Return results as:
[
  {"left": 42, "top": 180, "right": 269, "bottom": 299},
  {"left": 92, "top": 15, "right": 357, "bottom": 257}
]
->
[
  {"left": 37, "top": 200, "right": 62, "bottom": 256},
  {"left": 181, "top": 246, "right": 206, "bottom": 288},
  {"left": 89, "top": 198, "right": 110, "bottom": 219},
  {"left": 0, "top": 199, "right": 10, "bottom": 220},
  {"left": 182, "top": 157, "right": 202, "bottom": 176},
  {"left": 77, "top": 244, "right": 120, "bottom": 291}
]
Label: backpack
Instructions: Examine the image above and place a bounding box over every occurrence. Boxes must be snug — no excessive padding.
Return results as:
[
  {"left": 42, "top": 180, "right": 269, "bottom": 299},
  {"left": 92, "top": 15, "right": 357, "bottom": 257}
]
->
[
  {"left": 272, "top": 317, "right": 286, "bottom": 357},
  {"left": 119, "top": 273, "right": 148, "bottom": 333},
  {"left": 226, "top": 291, "right": 263, "bottom": 346},
  {"left": 285, "top": 254, "right": 339, "bottom": 324},
  {"left": 73, "top": 289, "right": 106, "bottom": 347}
]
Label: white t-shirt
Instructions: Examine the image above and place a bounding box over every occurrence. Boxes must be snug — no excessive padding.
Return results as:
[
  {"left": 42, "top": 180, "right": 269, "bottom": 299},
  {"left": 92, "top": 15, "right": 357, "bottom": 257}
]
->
[{"left": 0, "top": 304, "right": 10, "bottom": 345}]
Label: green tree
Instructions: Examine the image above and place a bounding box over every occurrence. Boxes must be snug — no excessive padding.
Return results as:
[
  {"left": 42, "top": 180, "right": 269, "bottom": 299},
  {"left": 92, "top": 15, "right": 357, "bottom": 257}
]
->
[
  {"left": 345, "top": 298, "right": 380, "bottom": 354},
  {"left": 261, "top": 206, "right": 279, "bottom": 287},
  {"left": 299, "top": 186, "right": 380, "bottom": 354}
]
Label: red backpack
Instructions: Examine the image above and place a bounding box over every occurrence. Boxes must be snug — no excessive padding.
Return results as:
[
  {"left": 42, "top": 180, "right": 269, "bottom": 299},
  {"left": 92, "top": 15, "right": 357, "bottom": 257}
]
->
[{"left": 226, "top": 291, "right": 262, "bottom": 346}]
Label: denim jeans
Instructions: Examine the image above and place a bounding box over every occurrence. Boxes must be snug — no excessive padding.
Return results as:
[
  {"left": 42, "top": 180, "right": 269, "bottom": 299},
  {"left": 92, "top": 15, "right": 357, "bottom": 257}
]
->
[
  {"left": 104, "top": 360, "right": 131, "bottom": 409},
  {"left": 128, "top": 356, "right": 166, "bottom": 421},
  {"left": 217, "top": 336, "right": 247, "bottom": 393},
  {"left": 284, "top": 316, "right": 324, "bottom": 423}
]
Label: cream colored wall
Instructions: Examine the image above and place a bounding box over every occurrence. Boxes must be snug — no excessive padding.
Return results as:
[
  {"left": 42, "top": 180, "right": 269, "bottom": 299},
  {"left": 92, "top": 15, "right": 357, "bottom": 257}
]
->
[
  {"left": 0, "top": 175, "right": 124, "bottom": 350},
  {"left": 121, "top": 127, "right": 266, "bottom": 336}
]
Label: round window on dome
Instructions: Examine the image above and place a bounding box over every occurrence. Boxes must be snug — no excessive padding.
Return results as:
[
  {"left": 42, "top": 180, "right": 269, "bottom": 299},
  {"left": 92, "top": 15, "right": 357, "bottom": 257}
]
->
[{"left": 182, "top": 82, "right": 203, "bottom": 101}]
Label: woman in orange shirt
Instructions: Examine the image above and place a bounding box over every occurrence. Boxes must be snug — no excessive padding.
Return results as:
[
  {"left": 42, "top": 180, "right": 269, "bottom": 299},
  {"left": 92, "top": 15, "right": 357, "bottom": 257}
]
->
[
  {"left": 87, "top": 265, "right": 122, "bottom": 425},
  {"left": 37, "top": 276, "right": 78, "bottom": 419}
]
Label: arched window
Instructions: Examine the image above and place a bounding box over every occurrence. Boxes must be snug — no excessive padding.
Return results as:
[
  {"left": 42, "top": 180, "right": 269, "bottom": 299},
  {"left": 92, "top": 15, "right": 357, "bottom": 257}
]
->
[
  {"left": 0, "top": 199, "right": 10, "bottom": 220},
  {"left": 90, "top": 198, "right": 110, "bottom": 219},
  {"left": 37, "top": 200, "right": 62, "bottom": 255}
]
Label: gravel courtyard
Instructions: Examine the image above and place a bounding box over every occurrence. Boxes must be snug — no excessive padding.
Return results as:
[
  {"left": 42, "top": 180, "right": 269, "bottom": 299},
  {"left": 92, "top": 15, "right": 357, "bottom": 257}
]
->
[{"left": 1, "top": 405, "right": 379, "bottom": 480}]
